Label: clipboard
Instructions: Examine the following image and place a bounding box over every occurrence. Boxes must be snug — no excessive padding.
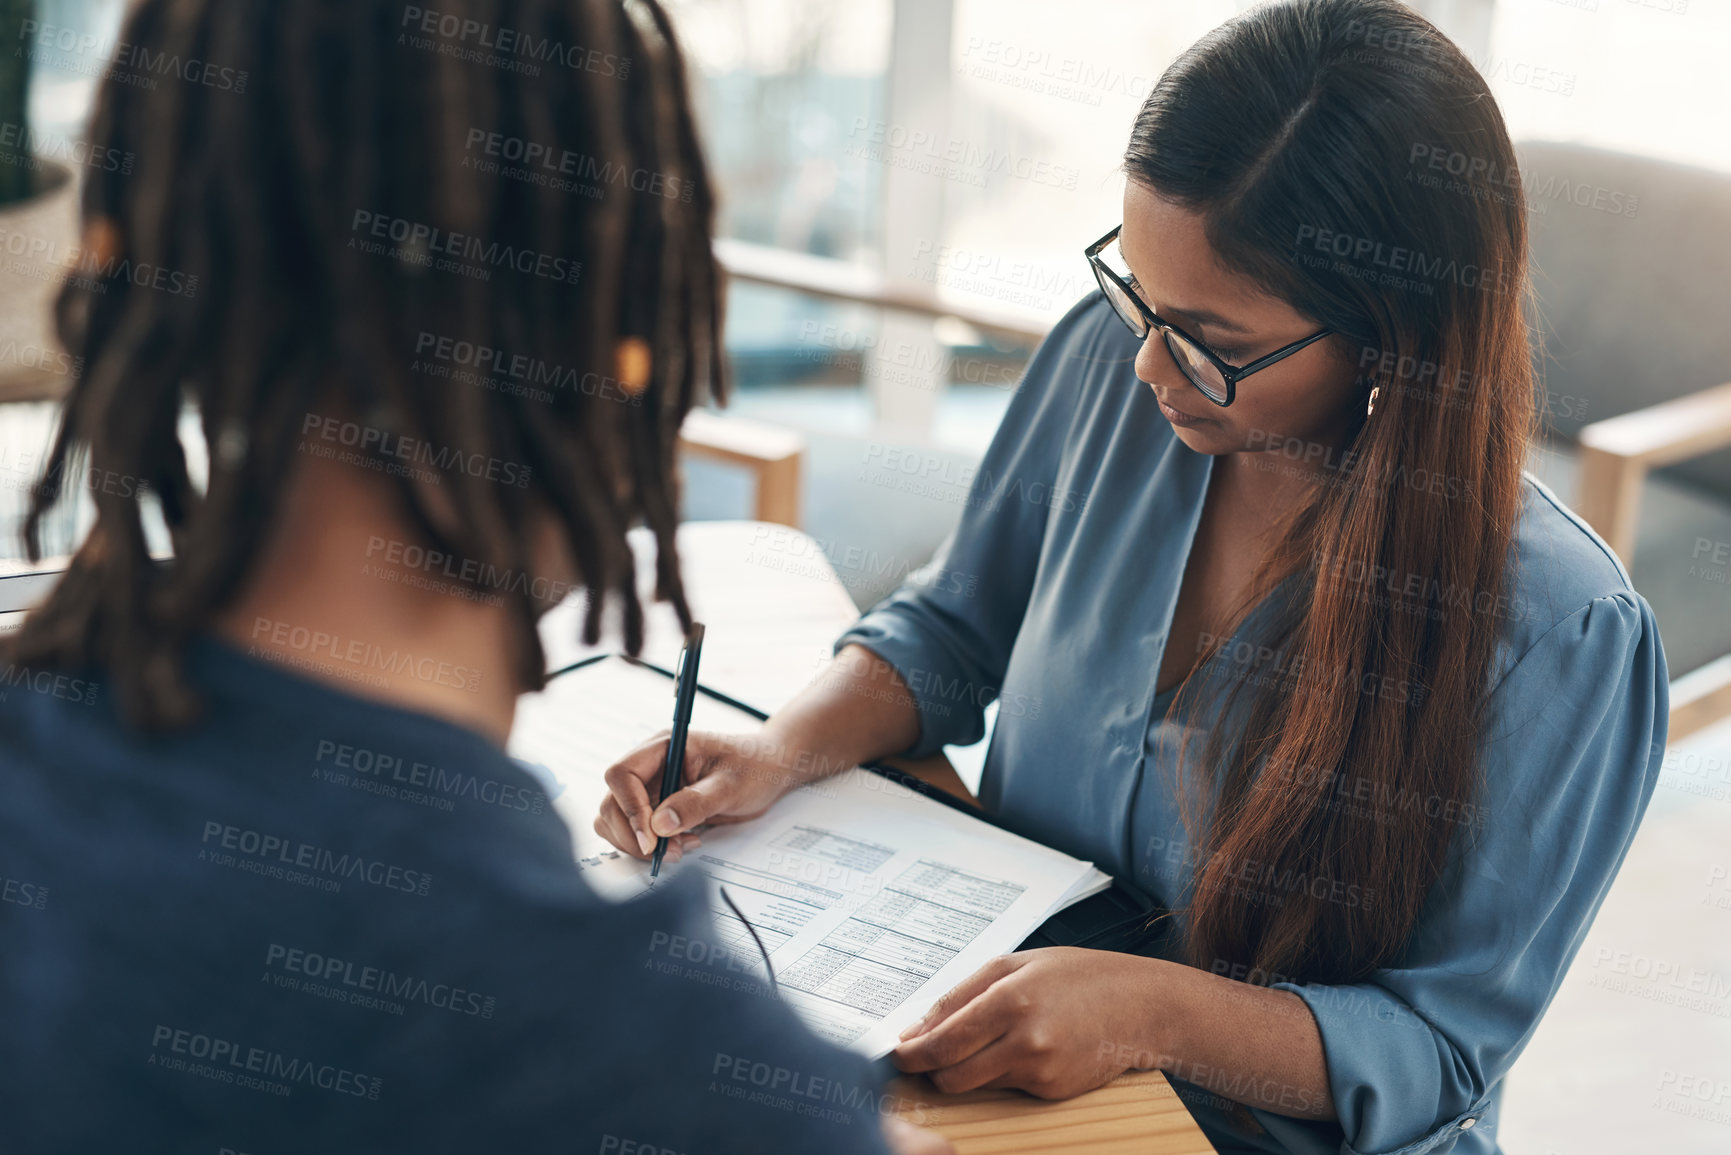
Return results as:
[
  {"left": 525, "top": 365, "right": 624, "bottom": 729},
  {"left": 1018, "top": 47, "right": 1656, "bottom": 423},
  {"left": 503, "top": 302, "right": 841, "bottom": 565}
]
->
[{"left": 546, "top": 653, "right": 1169, "bottom": 957}]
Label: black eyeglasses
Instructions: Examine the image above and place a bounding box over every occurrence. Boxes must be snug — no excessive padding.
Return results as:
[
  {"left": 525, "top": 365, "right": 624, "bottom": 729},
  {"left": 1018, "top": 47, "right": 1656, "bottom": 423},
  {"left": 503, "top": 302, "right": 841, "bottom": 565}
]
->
[{"left": 1085, "top": 224, "right": 1333, "bottom": 407}]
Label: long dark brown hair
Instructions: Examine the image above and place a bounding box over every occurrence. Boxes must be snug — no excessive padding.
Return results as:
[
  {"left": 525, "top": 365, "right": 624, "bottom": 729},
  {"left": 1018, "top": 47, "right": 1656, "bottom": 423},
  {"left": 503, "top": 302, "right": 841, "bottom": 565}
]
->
[
  {"left": 1136, "top": 0, "right": 1537, "bottom": 988},
  {"left": 4, "top": 0, "right": 719, "bottom": 728}
]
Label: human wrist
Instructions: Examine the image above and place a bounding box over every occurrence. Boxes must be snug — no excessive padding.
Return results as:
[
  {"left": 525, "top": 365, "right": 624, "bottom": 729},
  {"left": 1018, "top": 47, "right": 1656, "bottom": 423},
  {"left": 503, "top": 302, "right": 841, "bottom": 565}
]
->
[
  {"left": 1128, "top": 956, "right": 1188, "bottom": 1073},
  {"left": 752, "top": 714, "right": 864, "bottom": 791},
  {"left": 1079, "top": 952, "right": 1180, "bottom": 1075}
]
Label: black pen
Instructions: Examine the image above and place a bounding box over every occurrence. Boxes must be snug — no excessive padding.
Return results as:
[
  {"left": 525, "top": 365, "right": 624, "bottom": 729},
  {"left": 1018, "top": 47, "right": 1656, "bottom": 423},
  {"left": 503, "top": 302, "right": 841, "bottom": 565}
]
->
[{"left": 650, "top": 623, "right": 705, "bottom": 879}]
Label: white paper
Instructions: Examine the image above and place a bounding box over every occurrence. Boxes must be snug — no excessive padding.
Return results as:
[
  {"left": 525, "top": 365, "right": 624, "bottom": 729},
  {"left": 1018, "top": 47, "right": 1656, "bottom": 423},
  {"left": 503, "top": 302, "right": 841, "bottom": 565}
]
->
[{"left": 508, "top": 656, "right": 1111, "bottom": 1058}]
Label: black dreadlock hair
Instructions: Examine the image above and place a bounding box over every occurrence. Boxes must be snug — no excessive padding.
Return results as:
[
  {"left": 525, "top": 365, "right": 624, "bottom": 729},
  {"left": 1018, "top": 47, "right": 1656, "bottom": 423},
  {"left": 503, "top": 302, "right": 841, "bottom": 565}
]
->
[{"left": 3, "top": 0, "right": 722, "bottom": 729}]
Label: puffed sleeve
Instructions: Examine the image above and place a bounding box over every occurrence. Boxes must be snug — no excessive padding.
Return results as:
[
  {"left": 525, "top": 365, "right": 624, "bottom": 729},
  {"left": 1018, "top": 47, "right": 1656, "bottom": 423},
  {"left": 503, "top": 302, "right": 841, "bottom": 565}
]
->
[
  {"left": 832, "top": 294, "right": 1101, "bottom": 759},
  {"left": 1258, "top": 593, "right": 1668, "bottom": 1155}
]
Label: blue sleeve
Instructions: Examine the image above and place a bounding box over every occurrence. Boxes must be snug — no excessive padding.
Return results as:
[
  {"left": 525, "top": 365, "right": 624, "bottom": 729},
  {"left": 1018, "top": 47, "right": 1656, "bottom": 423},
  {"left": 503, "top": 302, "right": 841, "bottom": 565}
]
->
[
  {"left": 833, "top": 294, "right": 1102, "bottom": 758},
  {"left": 1261, "top": 594, "right": 1668, "bottom": 1154}
]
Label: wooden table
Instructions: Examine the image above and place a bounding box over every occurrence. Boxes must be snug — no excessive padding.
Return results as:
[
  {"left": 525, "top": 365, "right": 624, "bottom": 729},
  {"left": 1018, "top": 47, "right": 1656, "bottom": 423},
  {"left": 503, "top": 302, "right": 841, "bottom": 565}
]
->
[
  {"left": 543, "top": 520, "right": 1217, "bottom": 1155},
  {"left": 888, "top": 1070, "right": 1217, "bottom": 1155}
]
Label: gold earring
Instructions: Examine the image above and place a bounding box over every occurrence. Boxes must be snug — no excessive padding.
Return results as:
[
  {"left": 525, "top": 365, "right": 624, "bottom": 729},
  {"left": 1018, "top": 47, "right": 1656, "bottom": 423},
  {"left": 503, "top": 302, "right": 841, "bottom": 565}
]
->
[
  {"left": 615, "top": 337, "right": 652, "bottom": 395},
  {"left": 1366, "top": 385, "right": 1380, "bottom": 418}
]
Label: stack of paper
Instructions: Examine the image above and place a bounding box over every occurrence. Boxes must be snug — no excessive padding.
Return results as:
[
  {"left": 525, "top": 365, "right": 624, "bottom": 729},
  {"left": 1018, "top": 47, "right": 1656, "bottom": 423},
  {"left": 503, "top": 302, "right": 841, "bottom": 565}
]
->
[{"left": 508, "top": 656, "right": 1112, "bottom": 1059}]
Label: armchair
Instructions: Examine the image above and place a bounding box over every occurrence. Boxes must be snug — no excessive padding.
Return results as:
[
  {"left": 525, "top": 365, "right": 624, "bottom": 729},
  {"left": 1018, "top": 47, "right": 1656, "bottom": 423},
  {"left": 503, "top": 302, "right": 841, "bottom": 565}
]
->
[{"left": 1519, "top": 140, "right": 1731, "bottom": 739}]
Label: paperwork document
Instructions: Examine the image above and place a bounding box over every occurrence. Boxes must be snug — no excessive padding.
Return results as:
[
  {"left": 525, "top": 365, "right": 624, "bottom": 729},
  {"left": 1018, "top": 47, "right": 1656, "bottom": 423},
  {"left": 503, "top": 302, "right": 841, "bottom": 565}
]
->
[{"left": 508, "top": 656, "right": 1111, "bottom": 1058}]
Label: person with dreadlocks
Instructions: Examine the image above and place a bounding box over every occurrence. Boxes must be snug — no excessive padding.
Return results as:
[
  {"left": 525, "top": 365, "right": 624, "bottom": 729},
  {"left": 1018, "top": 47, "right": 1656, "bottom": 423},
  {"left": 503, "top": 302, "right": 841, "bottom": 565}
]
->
[{"left": 0, "top": 1, "right": 948, "bottom": 1152}]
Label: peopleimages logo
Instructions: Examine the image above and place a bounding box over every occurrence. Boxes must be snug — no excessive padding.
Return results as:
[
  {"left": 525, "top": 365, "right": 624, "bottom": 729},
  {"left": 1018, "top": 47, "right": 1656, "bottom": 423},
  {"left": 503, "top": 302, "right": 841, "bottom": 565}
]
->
[
  {"left": 17, "top": 19, "right": 250, "bottom": 93},
  {"left": 399, "top": 6, "right": 630, "bottom": 77},
  {"left": 149, "top": 1025, "right": 380, "bottom": 1099},
  {"left": 0, "top": 223, "right": 199, "bottom": 299},
  {"left": 313, "top": 735, "right": 548, "bottom": 815},
  {"left": 709, "top": 1052, "right": 932, "bottom": 1124},
  {"left": 349, "top": 210, "right": 582, "bottom": 285},
  {"left": 462, "top": 129, "right": 693, "bottom": 201},
  {"left": 300, "top": 413, "right": 532, "bottom": 488},
  {"left": 0, "top": 121, "right": 134, "bottom": 175},
  {"left": 0, "top": 337, "right": 82, "bottom": 379},
  {"left": 846, "top": 118, "right": 1080, "bottom": 190},
  {"left": 365, "top": 535, "right": 577, "bottom": 604},
  {"left": 249, "top": 614, "right": 484, "bottom": 693},
  {"left": 0, "top": 661, "right": 99, "bottom": 706},
  {"left": 413, "top": 331, "right": 641, "bottom": 405},
  {"left": 1291, "top": 223, "right": 1515, "bottom": 296},
  {"left": 264, "top": 943, "right": 497, "bottom": 1018},
  {"left": 1, "top": 873, "right": 48, "bottom": 911},
  {"left": 199, "top": 819, "right": 433, "bottom": 897}
]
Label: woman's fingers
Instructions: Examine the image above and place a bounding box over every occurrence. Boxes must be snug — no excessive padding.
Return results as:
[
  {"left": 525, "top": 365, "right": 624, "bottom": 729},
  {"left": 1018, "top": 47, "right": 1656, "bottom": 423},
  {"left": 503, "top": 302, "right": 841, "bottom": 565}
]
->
[
  {"left": 892, "top": 980, "right": 1016, "bottom": 1074},
  {"left": 593, "top": 795, "right": 646, "bottom": 858},
  {"left": 597, "top": 729, "right": 792, "bottom": 855},
  {"left": 658, "top": 833, "right": 703, "bottom": 864},
  {"left": 920, "top": 1036, "right": 1019, "bottom": 1097},
  {"left": 591, "top": 796, "right": 701, "bottom": 862},
  {"left": 599, "top": 772, "right": 656, "bottom": 854},
  {"left": 898, "top": 955, "right": 1018, "bottom": 1042},
  {"left": 648, "top": 770, "right": 748, "bottom": 838},
  {"left": 602, "top": 733, "right": 674, "bottom": 854}
]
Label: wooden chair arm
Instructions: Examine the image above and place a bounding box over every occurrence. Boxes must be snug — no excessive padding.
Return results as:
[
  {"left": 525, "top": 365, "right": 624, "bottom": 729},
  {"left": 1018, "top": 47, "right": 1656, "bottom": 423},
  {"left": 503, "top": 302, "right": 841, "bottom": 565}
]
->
[
  {"left": 0, "top": 367, "right": 72, "bottom": 406},
  {"left": 1572, "top": 380, "right": 1731, "bottom": 739},
  {"left": 676, "top": 409, "right": 806, "bottom": 529},
  {"left": 1575, "top": 380, "right": 1731, "bottom": 561},
  {"left": 715, "top": 238, "right": 1054, "bottom": 347}
]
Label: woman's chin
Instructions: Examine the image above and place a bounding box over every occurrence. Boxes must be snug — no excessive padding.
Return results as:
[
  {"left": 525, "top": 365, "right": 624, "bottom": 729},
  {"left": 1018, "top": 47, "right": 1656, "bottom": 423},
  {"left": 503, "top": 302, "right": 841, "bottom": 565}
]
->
[{"left": 1168, "top": 423, "right": 1228, "bottom": 454}]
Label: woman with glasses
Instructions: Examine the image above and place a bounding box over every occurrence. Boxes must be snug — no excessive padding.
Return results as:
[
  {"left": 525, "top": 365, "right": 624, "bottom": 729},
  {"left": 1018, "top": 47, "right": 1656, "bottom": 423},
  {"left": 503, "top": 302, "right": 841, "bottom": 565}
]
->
[{"left": 596, "top": 1, "right": 1667, "bottom": 1152}]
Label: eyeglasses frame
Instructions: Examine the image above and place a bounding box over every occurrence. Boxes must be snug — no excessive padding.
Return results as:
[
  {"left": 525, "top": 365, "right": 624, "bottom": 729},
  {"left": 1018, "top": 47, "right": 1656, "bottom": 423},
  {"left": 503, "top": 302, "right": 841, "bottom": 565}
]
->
[{"left": 1084, "top": 224, "right": 1334, "bottom": 408}]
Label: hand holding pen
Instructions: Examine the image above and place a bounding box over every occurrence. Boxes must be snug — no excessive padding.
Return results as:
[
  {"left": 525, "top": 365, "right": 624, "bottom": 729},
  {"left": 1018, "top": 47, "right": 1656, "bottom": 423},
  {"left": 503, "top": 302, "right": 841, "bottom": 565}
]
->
[{"left": 593, "top": 622, "right": 825, "bottom": 865}]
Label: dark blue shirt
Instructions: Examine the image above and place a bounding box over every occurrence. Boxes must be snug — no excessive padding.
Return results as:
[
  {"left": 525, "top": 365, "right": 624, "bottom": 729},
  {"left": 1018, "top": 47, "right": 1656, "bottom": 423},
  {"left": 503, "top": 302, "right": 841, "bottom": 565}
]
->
[{"left": 0, "top": 637, "right": 893, "bottom": 1154}]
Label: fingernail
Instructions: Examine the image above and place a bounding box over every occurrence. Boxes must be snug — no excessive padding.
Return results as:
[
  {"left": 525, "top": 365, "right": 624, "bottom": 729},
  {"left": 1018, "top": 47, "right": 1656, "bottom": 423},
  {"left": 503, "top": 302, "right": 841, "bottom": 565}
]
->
[
  {"left": 633, "top": 826, "right": 653, "bottom": 855},
  {"left": 651, "top": 808, "right": 680, "bottom": 837},
  {"left": 898, "top": 1018, "right": 926, "bottom": 1041}
]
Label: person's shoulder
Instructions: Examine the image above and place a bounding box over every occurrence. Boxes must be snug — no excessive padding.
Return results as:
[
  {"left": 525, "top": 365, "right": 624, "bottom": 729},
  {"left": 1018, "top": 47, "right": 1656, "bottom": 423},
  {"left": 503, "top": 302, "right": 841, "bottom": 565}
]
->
[
  {"left": 1040, "top": 289, "right": 1136, "bottom": 367},
  {"left": 1498, "top": 471, "right": 1653, "bottom": 659},
  {"left": 1050, "top": 287, "right": 1113, "bottom": 333},
  {"left": 1014, "top": 289, "right": 1145, "bottom": 424},
  {"left": 1473, "top": 479, "right": 1668, "bottom": 800},
  {"left": 0, "top": 652, "right": 114, "bottom": 799}
]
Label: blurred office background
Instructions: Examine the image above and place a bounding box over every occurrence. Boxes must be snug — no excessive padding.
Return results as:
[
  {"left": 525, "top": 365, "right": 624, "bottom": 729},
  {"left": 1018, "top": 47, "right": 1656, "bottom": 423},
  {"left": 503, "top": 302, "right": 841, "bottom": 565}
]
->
[{"left": 0, "top": 1, "right": 1727, "bottom": 1149}]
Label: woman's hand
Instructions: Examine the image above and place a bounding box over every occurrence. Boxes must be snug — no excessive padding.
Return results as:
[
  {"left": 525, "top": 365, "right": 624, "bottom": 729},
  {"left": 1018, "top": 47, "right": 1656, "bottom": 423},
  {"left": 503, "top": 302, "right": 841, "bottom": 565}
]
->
[
  {"left": 891, "top": 948, "right": 1164, "bottom": 1099},
  {"left": 592, "top": 729, "right": 805, "bottom": 863}
]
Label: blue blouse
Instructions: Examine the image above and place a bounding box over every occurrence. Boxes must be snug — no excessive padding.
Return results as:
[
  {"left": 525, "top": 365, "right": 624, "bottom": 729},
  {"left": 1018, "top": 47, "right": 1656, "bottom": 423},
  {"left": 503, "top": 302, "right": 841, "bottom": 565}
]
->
[{"left": 835, "top": 292, "right": 1669, "bottom": 1155}]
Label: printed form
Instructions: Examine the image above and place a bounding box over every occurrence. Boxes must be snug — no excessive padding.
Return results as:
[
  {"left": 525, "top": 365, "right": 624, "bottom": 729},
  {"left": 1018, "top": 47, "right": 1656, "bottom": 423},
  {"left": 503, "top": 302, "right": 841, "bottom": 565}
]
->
[{"left": 508, "top": 656, "right": 1110, "bottom": 1058}]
